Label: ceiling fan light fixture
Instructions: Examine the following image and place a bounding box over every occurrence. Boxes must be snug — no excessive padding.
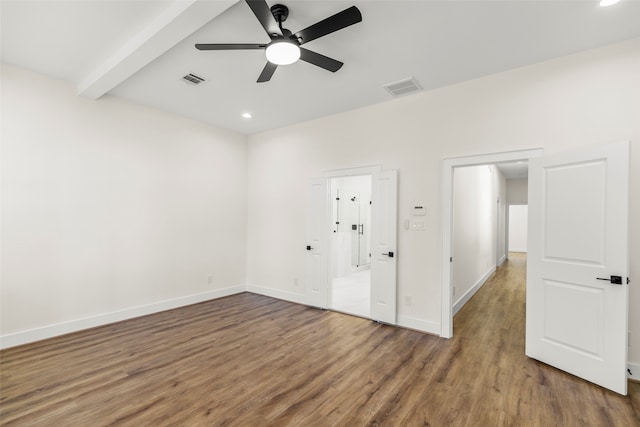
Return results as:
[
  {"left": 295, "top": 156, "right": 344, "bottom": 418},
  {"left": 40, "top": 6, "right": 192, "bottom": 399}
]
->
[{"left": 265, "top": 41, "right": 300, "bottom": 65}]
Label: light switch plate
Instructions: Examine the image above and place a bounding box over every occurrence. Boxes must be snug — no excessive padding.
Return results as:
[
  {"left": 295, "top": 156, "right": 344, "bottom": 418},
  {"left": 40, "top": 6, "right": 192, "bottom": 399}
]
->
[{"left": 411, "top": 221, "right": 425, "bottom": 230}]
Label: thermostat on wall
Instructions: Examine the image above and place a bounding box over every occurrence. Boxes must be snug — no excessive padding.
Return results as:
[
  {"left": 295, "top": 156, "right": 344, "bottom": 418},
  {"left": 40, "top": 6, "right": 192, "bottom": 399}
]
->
[{"left": 412, "top": 205, "right": 426, "bottom": 216}]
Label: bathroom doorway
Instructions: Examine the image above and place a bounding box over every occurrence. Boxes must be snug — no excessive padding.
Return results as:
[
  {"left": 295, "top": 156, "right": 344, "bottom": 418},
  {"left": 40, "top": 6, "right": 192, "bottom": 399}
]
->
[{"left": 329, "top": 175, "right": 372, "bottom": 318}]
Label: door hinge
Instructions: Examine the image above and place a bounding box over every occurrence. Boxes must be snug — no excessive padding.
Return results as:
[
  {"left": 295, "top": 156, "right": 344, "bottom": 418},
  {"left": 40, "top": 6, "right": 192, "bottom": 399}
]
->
[{"left": 450, "top": 257, "right": 453, "bottom": 263}]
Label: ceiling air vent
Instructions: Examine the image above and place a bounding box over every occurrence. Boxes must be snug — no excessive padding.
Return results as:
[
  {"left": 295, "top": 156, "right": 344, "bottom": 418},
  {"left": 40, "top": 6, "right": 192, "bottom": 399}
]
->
[
  {"left": 383, "top": 77, "right": 422, "bottom": 96},
  {"left": 182, "top": 73, "right": 206, "bottom": 86}
]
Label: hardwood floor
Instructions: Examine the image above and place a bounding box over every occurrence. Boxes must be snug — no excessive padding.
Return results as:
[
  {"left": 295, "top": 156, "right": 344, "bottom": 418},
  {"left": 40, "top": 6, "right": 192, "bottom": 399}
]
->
[{"left": 1, "top": 253, "right": 639, "bottom": 426}]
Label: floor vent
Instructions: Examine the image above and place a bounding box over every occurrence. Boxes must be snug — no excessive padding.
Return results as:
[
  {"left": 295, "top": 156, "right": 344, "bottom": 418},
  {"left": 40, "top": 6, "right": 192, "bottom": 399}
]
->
[
  {"left": 182, "top": 73, "right": 206, "bottom": 86},
  {"left": 383, "top": 77, "right": 422, "bottom": 96}
]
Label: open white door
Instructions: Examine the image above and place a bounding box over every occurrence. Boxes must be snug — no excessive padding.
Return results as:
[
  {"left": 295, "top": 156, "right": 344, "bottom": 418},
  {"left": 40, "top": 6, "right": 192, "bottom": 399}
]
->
[
  {"left": 305, "top": 178, "right": 328, "bottom": 308},
  {"left": 370, "top": 170, "right": 398, "bottom": 324},
  {"left": 526, "top": 142, "right": 629, "bottom": 395}
]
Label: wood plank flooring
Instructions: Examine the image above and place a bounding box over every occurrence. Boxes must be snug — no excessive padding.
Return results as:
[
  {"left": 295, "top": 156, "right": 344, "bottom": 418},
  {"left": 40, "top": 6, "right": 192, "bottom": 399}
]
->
[{"left": 1, "top": 253, "right": 639, "bottom": 426}]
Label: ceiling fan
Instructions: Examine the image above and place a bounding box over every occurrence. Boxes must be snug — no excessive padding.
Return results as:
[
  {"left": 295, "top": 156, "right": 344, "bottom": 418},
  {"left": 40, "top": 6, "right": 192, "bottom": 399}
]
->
[{"left": 195, "top": 0, "right": 362, "bottom": 83}]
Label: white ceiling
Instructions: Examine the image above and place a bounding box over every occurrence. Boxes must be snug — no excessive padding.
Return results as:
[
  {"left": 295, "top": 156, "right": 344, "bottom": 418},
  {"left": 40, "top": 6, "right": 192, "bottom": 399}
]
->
[
  {"left": 497, "top": 162, "right": 528, "bottom": 180},
  {"left": 2, "top": 0, "right": 640, "bottom": 135}
]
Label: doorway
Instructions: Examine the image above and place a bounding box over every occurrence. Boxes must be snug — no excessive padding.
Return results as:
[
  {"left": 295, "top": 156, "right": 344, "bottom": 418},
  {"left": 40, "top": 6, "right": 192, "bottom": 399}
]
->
[
  {"left": 329, "top": 175, "right": 372, "bottom": 318},
  {"left": 451, "top": 164, "right": 505, "bottom": 316},
  {"left": 450, "top": 163, "right": 529, "bottom": 318},
  {"left": 442, "top": 143, "right": 630, "bottom": 394},
  {"left": 441, "top": 148, "right": 543, "bottom": 338},
  {"left": 306, "top": 165, "right": 397, "bottom": 324}
]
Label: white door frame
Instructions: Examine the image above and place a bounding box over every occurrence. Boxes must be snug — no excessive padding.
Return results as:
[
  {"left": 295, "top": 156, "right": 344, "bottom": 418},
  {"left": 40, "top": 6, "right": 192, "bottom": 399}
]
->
[
  {"left": 496, "top": 197, "right": 502, "bottom": 267},
  {"left": 440, "top": 148, "right": 543, "bottom": 338},
  {"left": 323, "top": 165, "right": 382, "bottom": 310}
]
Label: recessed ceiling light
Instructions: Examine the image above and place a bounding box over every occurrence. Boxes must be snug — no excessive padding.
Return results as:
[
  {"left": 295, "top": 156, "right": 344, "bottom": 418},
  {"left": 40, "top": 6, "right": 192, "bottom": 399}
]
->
[
  {"left": 600, "top": 0, "right": 621, "bottom": 6},
  {"left": 242, "top": 112, "right": 252, "bottom": 119}
]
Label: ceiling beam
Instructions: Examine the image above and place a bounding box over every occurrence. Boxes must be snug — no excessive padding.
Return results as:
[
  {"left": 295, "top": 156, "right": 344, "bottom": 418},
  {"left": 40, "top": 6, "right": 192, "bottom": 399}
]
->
[{"left": 77, "top": 0, "right": 236, "bottom": 99}]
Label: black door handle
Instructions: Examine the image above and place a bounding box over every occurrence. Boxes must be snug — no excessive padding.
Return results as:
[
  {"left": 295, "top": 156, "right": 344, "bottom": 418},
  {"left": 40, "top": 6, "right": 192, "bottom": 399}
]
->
[
  {"left": 306, "top": 245, "right": 313, "bottom": 251},
  {"left": 597, "top": 275, "right": 622, "bottom": 285},
  {"left": 382, "top": 251, "right": 394, "bottom": 258}
]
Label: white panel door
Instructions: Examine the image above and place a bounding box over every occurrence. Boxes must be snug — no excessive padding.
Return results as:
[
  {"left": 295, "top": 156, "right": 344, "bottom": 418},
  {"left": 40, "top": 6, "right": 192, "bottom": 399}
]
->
[
  {"left": 306, "top": 178, "right": 328, "bottom": 308},
  {"left": 526, "top": 142, "right": 629, "bottom": 395},
  {"left": 370, "top": 170, "right": 398, "bottom": 324}
]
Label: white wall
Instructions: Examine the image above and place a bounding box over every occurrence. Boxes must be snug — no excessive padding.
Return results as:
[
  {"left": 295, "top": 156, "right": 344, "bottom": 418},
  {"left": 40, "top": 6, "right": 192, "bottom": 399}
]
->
[
  {"left": 508, "top": 205, "right": 529, "bottom": 252},
  {"left": 507, "top": 179, "right": 528, "bottom": 203},
  {"left": 1, "top": 64, "right": 248, "bottom": 346},
  {"left": 452, "top": 165, "right": 506, "bottom": 313},
  {"left": 246, "top": 39, "right": 640, "bottom": 363},
  {"left": 3, "top": 38, "right": 639, "bottom": 369}
]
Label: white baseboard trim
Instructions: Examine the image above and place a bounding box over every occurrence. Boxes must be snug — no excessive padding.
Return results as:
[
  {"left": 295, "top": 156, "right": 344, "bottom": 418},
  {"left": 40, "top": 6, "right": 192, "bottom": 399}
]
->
[
  {"left": 245, "top": 284, "right": 309, "bottom": 307},
  {"left": 628, "top": 361, "right": 640, "bottom": 382},
  {"left": 453, "top": 266, "right": 496, "bottom": 316},
  {"left": 0, "top": 285, "right": 245, "bottom": 350},
  {"left": 245, "top": 286, "right": 441, "bottom": 336},
  {"left": 497, "top": 255, "right": 506, "bottom": 267},
  {"left": 397, "top": 315, "right": 440, "bottom": 336}
]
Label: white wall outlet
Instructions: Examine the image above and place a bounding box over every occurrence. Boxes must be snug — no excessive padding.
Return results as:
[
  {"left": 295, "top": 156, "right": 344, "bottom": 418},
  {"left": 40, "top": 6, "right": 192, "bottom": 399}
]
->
[
  {"left": 404, "top": 295, "right": 412, "bottom": 306},
  {"left": 293, "top": 278, "right": 299, "bottom": 287},
  {"left": 207, "top": 275, "right": 213, "bottom": 284}
]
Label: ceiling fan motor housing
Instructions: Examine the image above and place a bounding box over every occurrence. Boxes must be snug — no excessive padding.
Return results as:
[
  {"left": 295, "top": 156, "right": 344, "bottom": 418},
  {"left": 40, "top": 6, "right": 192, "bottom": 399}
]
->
[{"left": 270, "top": 4, "right": 289, "bottom": 26}]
